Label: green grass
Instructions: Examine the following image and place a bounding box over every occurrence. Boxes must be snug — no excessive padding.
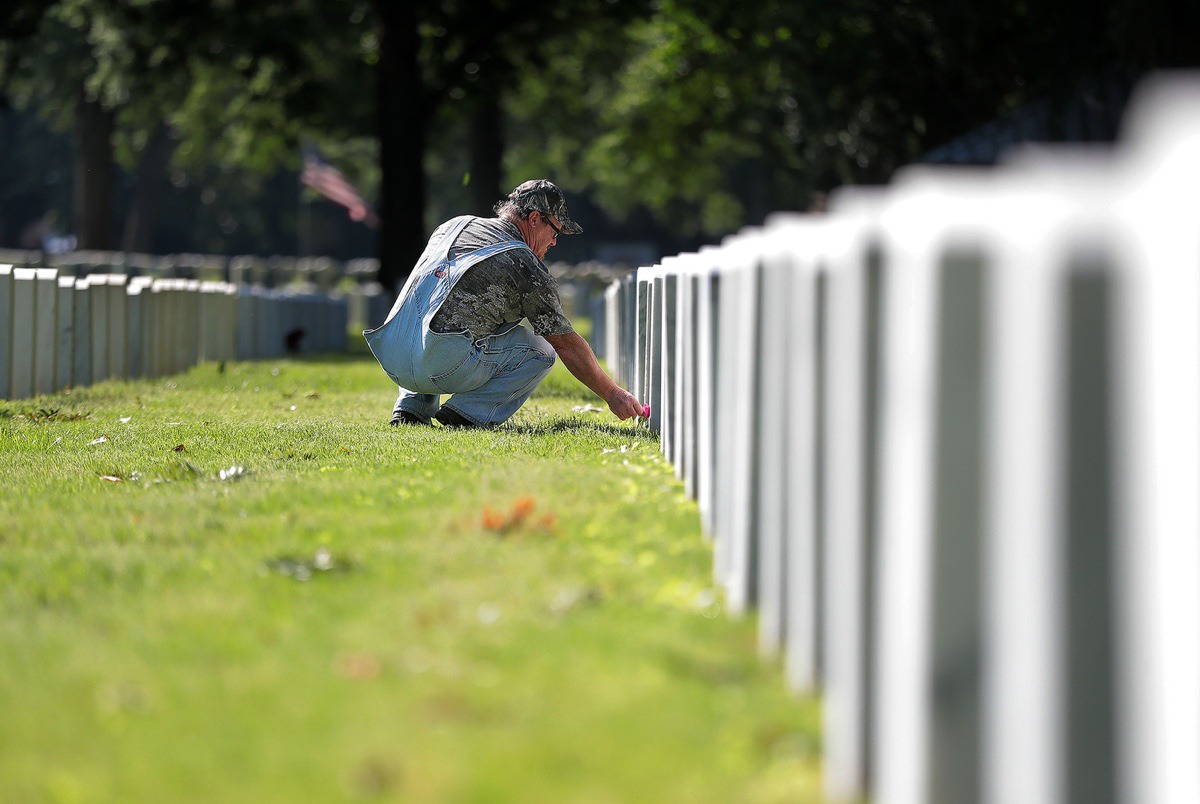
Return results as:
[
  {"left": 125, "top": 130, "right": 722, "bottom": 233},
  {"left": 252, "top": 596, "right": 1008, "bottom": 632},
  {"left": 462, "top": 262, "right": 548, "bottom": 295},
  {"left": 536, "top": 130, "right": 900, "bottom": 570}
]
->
[{"left": 0, "top": 345, "right": 821, "bottom": 803}]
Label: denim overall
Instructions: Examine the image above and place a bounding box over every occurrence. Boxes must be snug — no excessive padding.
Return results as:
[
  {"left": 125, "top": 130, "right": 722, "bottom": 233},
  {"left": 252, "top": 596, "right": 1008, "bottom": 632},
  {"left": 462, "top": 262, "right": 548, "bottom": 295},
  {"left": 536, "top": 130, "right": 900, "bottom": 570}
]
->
[{"left": 364, "top": 216, "right": 556, "bottom": 426}]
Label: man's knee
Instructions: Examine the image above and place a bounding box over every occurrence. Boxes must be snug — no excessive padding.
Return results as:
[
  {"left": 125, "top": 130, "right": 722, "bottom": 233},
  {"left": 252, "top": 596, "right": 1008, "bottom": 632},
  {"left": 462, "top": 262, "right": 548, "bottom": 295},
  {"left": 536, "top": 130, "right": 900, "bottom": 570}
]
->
[
  {"left": 524, "top": 338, "right": 556, "bottom": 384},
  {"left": 531, "top": 334, "right": 556, "bottom": 366}
]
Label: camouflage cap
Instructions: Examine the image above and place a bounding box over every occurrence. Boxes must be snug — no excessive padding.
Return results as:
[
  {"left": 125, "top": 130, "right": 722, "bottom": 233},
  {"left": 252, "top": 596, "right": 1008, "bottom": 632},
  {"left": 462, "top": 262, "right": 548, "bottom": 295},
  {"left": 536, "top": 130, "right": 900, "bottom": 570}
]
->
[{"left": 508, "top": 179, "right": 582, "bottom": 234}]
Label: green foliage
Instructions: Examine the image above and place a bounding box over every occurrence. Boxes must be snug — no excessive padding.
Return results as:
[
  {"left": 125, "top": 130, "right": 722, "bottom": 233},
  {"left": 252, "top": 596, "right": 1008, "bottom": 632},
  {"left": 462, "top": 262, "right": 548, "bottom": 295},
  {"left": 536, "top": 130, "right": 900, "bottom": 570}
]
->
[
  {"left": 4, "top": 0, "right": 1197, "bottom": 255},
  {"left": 504, "top": 0, "right": 1200, "bottom": 236},
  {"left": 0, "top": 354, "right": 821, "bottom": 801}
]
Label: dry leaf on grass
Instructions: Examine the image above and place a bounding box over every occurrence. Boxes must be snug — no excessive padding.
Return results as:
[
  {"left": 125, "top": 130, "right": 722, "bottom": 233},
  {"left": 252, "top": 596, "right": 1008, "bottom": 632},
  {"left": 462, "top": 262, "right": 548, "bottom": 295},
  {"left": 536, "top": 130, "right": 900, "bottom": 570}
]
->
[{"left": 481, "top": 497, "right": 556, "bottom": 536}]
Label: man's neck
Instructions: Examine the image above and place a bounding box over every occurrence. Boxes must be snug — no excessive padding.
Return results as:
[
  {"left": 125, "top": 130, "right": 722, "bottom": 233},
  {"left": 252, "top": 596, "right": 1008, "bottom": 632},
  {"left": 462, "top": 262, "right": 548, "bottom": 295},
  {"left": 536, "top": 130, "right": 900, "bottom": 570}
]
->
[{"left": 499, "top": 212, "right": 535, "bottom": 249}]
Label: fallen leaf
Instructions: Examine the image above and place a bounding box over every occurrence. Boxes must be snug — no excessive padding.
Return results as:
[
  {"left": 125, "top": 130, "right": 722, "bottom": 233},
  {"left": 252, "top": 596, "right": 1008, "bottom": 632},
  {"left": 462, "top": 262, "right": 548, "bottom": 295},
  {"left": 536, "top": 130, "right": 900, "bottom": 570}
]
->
[
  {"left": 173, "top": 444, "right": 186, "bottom": 452},
  {"left": 510, "top": 496, "right": 536, "bottom": 527},
  {"left": 99, "top": 475, "right": 123, "bottom": 483},
  {"left": 336, "top": 652, "right": 382, "bottom": 680},
  {"left": 482, "top": 507, "right": 506, "bottom": 532},
  {"left": 89, "top": 435, "right": 108, "bottom": 446},
  {"left": 481, "top": 497, "right": 548, "bottom": 535}
]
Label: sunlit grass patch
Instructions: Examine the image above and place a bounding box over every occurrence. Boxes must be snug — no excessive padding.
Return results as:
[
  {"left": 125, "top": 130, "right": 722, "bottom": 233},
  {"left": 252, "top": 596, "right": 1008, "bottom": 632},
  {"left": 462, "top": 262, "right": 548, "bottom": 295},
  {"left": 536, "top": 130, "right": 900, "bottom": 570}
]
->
[{"left": 0, "top": 351, "right": 820, "bottom": 802}]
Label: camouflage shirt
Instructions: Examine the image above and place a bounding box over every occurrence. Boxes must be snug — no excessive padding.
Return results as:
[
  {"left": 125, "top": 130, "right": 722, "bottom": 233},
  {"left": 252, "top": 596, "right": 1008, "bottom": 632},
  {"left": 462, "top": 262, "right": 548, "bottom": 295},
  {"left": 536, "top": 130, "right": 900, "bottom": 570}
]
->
[{"left": 427, "top": 217, "right": 574, "bottom": 340}]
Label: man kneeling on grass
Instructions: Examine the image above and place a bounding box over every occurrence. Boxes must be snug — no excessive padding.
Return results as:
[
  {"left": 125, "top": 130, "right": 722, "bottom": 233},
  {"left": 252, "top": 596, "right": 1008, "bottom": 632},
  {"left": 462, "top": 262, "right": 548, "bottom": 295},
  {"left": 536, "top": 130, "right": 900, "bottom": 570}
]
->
[{"left": 365, "top": 179, "right": 645, "bottom": 428}]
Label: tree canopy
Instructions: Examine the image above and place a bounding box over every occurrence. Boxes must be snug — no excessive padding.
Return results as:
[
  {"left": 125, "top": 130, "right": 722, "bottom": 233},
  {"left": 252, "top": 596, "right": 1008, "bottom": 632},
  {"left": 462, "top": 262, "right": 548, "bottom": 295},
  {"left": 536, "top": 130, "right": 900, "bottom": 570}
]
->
[{"left": 1, "top": 0, "right": 1197, "bottom": 278}]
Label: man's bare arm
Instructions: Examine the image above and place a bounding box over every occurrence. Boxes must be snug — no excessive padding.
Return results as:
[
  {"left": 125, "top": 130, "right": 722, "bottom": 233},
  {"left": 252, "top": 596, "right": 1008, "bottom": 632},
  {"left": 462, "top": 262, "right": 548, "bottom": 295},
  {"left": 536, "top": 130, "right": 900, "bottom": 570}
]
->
[{"left": 544, "top": 331, "right": 643, "bottom": 420}]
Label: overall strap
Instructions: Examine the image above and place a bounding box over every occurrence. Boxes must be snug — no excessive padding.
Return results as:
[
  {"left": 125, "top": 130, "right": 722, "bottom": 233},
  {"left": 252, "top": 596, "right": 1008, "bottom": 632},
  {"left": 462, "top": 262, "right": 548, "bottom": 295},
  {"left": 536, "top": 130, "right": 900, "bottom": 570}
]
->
[
  {"left": 392, "top": 215, "right": 478, "bottom": 303},
  {"left": 450, "top": 238, "right": 535, "bottom": 273},
  {"left": 436, "top": 215, "right": 477, "bottom": 262}
]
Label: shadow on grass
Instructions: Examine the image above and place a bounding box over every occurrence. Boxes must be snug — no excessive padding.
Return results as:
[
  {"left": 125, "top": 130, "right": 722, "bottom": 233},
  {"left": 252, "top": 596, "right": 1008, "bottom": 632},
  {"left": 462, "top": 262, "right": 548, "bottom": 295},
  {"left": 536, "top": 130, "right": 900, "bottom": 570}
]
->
[
  {"left": 287, "top": 349, "right": 376, "bottom": 365},
  {"left": 503, "top": 418, "right": 656, "bottom": 439}
]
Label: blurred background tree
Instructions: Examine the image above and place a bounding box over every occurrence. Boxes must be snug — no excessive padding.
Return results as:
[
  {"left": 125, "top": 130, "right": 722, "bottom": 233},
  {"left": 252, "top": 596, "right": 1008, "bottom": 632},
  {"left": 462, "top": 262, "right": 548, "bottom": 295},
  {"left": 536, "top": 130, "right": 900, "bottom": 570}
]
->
[{"left": 2, "top": 0, "right": 1197, "bottom": 289}]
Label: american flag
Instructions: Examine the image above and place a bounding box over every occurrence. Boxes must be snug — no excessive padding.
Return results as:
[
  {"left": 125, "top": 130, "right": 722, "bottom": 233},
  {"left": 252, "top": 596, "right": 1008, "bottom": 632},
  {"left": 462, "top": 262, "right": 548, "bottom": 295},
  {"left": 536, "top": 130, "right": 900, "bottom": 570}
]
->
[{"left": 301, "top": 146, "right": 380, "bottom": 228}]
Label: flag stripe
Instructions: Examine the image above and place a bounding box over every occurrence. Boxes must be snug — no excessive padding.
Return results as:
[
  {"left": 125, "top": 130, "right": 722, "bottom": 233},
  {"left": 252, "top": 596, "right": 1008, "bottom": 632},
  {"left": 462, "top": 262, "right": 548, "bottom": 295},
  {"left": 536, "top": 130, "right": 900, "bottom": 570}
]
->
[{"left": 301, "top": 152, "right": 379, "bottom": 227}]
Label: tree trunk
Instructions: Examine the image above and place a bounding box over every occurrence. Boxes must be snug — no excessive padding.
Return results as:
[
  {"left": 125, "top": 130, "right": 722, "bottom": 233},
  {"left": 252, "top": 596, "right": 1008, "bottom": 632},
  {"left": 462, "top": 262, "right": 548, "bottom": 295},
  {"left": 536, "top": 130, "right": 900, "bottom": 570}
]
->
[
  {"left": 121, "top": 122, "right": 174, "bottom": 254},
  {"left": 373, "top": 0, "right": 427, "bottom": 294},
  {"left": 469, "top": 89, "right": 505, "bottom": 216},
  {"left": 73, "top": 89, "right": 115, "bottom": 250}
]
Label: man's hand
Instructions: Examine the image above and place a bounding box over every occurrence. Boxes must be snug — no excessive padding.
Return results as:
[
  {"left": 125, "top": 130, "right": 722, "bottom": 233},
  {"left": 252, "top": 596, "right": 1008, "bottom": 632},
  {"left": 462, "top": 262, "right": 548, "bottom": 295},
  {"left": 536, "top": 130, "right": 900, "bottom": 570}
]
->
[
  {"left": 545, "top": 331, "right": 646, "bottom": 421},
  {"left": 606, "top": 387, "right": 644, "bottom": 421}
]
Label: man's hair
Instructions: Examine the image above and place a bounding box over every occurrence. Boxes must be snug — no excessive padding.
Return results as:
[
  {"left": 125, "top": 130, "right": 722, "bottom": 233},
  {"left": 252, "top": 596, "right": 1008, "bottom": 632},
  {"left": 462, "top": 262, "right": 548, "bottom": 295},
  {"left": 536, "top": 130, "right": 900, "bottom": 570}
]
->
[{"left": 493, "top": 198, "right": 533, "bottom": 220}]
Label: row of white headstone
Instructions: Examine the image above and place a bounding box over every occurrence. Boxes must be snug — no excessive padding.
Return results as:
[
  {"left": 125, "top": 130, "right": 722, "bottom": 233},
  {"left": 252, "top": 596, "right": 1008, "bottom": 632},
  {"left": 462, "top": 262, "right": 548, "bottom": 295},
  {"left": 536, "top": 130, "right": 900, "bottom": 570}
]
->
[
  {"left": 0, "top": 268, "right": 349, "bottom": 401},
  {"left": 605, "top": 73, "right": 1200, "bottom": 804}
]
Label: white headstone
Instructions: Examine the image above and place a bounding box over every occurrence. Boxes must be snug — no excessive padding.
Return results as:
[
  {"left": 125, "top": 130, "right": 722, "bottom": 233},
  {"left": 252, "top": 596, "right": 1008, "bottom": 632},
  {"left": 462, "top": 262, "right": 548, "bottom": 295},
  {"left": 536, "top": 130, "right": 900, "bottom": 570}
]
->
[
  {"left": 657, "top": 267, "right": 678, "bottom": 447},
  {"left": 10, "top": 268, "right": 37, "bottom": 399},
  {"left": 72, "top": 277, "right": 91, "bottom": 387},
  {"left": 820, "top": 188, "right": 887, "bottom": 802},
  {"left": 716, "top": 227, "right": 764, "bottom": 615},
  {"left": 33, "top": 268, "right": 59, "bottom": 395},
  {"left": 753, "top": 223, "right": 796, "bottom": 656},
  {"left": 1108, "top": 78, "right": 1200, "bottom": 804},
  {"left": 694, "top": 249, "right": 721, "bottom": 538},
  {"left": 0, "top": 265, "right": 12, "bottom": 399},
  {"left": 89, "top": 274, "right": 110, "bottom": 383},
  {"left": 55, "top": 277, "right": 75, "bottom": 390},
  {"left": 105, "top": 273, "right": 129, "bottom": 379}
]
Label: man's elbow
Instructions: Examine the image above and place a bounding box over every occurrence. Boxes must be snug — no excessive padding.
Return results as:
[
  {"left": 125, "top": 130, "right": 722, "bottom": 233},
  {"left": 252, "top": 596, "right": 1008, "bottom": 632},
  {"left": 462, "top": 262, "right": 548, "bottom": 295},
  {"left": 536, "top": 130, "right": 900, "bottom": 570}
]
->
[{"left": 545, "top": 331, "right": 579, "bottom": 357}]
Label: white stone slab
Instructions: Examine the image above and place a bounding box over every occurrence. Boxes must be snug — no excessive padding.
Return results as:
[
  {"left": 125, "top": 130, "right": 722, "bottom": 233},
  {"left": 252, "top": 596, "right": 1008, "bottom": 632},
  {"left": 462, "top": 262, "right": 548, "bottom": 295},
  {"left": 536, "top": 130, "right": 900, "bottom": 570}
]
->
[
  {"left": 71, "top": 277, "right": 91, "bottom": 387},
  {"left": 222, "top": 284, "right": 239, "bottom": 361},
  {"left": 782, "top": 228, "right": 829, "bottom": 695},
  {"left": 105, "top": 273, "right": 129, "bottom": 380},
  {"left": 200, "top": 282, "right": 223, "bottom": 363},
  {"left": 127, "top": 277, "right": 155, "bottom": 379},
  {"left": 183, "top": 280, "right": 201, "bottom": 368},
  {"left": 33, "top": 268, "right": 59, "bottom": 395},
  {"left": 954, "top": 101, "right": 1200, "bottom": 804},
  {"left": 819, "top": 188, "right": 888, "bottom": 803},
  {"left": 748, "top": 212, "right": 825, "bottom": 672},
  {"left": 10, "top": 268, "right": 37, "bottom": 399},
  {"left": 633, "top": 267, "right": 654, "bottom": 405},
  {"left": 752, "top": 225, "right": 795, "bottom": 656},
  {"left": 0, "top": 265, "right": 12, "bottom": 399},
  {"left": 88, "top": 274, "right": 109, "bottom": 383},
  {"left": 870, "top": 168, "right": 1002, "bottom": 804},
  {"left": 604, "top": 282, "right": 621, "bottom": 383},
  {"left": 55, "top": 277, "right": 74, "bottom": 391},
  {"left": 660, "top": 269, "right": 678, "bottom": 456},
  {"left": 714, "top": 227, "right": 764, "bottom": 614},
  {"left": 236, "top": 287, "right": 256, "bottom": 360},
  {"left": 125, "top": 281, "right": 144, "bottom": 379},
  {"left": 694, "top": 249, "right": 721, "bottom": 538},
  {"left": 670, "top": 257, "right": 695, "bottom": 481},
  {"left": 1109, "top": 79, "right": 1200, "bottom": 804}
]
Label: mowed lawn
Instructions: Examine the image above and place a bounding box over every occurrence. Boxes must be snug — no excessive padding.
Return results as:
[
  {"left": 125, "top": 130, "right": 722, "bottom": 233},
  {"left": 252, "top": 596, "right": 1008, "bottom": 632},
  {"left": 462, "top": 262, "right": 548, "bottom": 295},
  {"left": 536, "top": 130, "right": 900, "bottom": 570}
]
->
[{"left": 0, "top": 343, "right": 820, "bottom": 803}]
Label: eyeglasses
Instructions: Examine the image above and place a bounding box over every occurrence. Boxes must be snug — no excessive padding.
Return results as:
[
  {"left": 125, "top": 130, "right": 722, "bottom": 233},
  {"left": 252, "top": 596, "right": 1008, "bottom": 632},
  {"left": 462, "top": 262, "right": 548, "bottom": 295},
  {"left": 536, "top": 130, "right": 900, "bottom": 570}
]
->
[{"left": 541, "top": 213, "right": 562, "bottom": 237}]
